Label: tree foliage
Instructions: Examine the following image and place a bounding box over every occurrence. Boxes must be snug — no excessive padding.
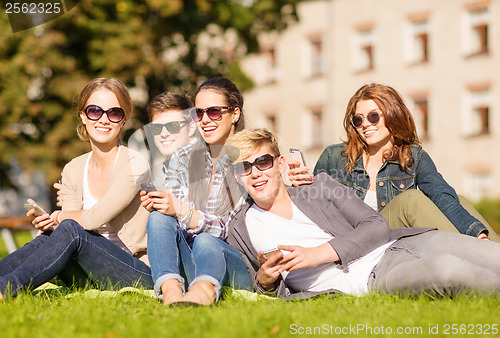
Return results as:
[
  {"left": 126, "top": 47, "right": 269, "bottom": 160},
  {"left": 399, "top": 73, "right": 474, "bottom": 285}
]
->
[{"left": 0, "top": 0, "right": 298, "bottom": 186}]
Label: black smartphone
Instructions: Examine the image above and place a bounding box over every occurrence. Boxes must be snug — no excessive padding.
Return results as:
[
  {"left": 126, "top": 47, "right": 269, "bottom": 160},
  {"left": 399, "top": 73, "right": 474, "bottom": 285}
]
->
[{"left": 140, "top": 183, "right": 157, "bottom": 193}]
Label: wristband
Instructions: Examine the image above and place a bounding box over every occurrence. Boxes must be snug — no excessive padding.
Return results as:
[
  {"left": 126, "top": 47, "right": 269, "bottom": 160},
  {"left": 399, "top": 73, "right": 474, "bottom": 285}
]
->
[
  {"left": 175, "top": 200, "right": 183, "bottom": 219},
  {"left": 180, "top": 204, "right": 193, "bottom": 225},
  {"left": 56, "top": 210, "right": 63, "bottom": 225}
]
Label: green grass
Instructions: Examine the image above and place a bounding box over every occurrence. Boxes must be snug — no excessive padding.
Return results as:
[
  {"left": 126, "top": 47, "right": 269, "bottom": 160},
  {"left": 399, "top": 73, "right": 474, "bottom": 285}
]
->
[
  {"left": 1, "top": 232, "right": 500, "bottom": 338},
  {"left": 0, "top": 289, "right": 499, "bottom": 338}
]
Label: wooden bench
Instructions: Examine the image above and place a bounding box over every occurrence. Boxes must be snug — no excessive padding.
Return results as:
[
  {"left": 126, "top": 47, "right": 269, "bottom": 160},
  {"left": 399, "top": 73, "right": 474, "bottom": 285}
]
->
[{"left": 0, "top": 216, "right": 36, "bottom": 254}]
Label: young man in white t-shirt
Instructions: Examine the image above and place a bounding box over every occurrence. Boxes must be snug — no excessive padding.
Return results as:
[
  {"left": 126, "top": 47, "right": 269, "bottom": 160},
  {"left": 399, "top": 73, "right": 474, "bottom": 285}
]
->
[{"left": 226, "top": 128, "right": 500, "bottom": 299}]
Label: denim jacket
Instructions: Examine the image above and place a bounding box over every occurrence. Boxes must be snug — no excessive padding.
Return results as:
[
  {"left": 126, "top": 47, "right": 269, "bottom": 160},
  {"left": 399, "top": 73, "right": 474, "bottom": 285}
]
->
[{"left": 313, "top": 143, "right": 487, "bottom": 237}]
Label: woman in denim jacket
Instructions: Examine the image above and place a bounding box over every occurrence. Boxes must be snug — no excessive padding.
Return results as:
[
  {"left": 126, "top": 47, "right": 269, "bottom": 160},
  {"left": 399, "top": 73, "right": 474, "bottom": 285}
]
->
[{"left": 289, "top": 83, "right": 498, "bottom": 242}]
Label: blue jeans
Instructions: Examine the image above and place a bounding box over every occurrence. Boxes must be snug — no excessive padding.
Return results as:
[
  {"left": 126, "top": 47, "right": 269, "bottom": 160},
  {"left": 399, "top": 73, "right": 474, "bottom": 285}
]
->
[
  {"left": 0, "top": 220, "right": 153, "bottom": 298},
  {"left": 146, "top": 212, "right": 253, "bottom": 300},
  {"left": 369, "top": 231, "right": 500, "bottom": 296}
]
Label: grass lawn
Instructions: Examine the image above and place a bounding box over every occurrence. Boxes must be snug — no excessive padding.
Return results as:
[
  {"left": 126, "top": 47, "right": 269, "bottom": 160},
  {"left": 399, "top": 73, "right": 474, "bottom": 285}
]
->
[
  {"left": 0, "top": 289, "right": 499, "bottom": 338},
  {"left": 1, "top": 232, "right": 499, "bottom": 338}
]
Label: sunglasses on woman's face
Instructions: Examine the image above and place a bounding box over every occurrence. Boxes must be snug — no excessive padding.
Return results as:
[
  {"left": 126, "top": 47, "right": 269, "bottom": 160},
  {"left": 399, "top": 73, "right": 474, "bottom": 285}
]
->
[
  {"left": 235, "top": 154, "right": 280, "bottom": 177},
  {"left": 148, "top": 121, "right": 188, "bottom": 135},
  {"left": 84, "top": 105, "right": 125, "bottom": 123},
  {"left": 351, "top": 111, "right": 382, "bottom": 128},
  {"left": 195, "top": 106, "right": 234, "bottom": 122}
]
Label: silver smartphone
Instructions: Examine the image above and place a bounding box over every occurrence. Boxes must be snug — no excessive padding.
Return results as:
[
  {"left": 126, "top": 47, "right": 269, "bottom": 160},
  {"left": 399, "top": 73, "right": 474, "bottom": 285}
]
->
[
  {"left": 289, "top": 148, "right": 312, "bottom": 178},
  {"left": 289, "top": 148, "right": 307, "bottom": 167},
  {"left": 24, "top": 203, "right": 47, "bottom": 217},
  {"left": 263, "top": 248, "right": 281, "bottom": 259}
]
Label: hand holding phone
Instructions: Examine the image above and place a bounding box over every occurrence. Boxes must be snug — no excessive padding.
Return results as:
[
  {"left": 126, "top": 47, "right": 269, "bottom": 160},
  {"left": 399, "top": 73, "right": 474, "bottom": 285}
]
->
[
  {"left": 289, "top": 148, "right": 307, "bottom": 168},
  {"left": 140, "top": 183, "right": 157, "bottom": 193},
  {"left": 24, "top": 203, "right": 47, "bottom": 217},
  {"left": 263, "top": 248, "right": 281, "bottom": 259},
  {"left": 262, "top": 248, "right": 284, "bottom": 267},
  {"left": 289, "top": 148, "right": 312, "bottom": 182}
]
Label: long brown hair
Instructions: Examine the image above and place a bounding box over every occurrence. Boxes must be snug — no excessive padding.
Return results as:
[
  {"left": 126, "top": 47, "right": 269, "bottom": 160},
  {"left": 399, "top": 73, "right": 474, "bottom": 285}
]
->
[{"left": 343, "top": 83, "right": 419, "bottom": 171}]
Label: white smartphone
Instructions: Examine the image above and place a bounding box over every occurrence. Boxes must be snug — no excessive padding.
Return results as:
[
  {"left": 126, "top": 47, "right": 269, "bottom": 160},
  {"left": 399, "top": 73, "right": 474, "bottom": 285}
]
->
[{"left": 24, "top": 203, "right": 47, "bottom": 217}]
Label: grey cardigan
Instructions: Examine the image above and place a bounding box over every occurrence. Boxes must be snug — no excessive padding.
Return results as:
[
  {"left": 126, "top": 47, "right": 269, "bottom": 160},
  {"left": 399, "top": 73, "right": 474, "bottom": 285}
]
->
[{"left": 226, "top": 173, "right": 434, "bottom": 299}]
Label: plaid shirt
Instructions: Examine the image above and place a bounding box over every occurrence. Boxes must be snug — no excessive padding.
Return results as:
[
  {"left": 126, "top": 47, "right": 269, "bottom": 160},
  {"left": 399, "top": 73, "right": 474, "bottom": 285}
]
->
[{"left": 163, "top": 140, "right": 245, "bottom": 239}]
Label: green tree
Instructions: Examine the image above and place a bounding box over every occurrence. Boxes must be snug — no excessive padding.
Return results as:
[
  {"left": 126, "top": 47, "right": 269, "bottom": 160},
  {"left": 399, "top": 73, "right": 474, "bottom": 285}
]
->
[{"left": 0, "top": 0, "right": 298, "bottom": 187}]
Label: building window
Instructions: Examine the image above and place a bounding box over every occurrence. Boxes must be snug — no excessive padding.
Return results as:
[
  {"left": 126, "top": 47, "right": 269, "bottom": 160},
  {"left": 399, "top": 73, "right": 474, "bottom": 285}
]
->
[
  {"left": 411, "top": 20, "right": 429, "bottom": 63},
  {"left": 310, "top": 37, "right": 324, "bottom": 77},
  {"left": 470, "top": 171, "right": 493, "bottom": 201},
  {"left": 467, "top": 6, "right": 489, "bottom": 55},
  {"left": 413, "top": 98, "right": 429, "bottom": 140},
  {"left": 266, "top": 114, "right": 277, "bottom": 133},
  {"left": 464, "top": 88, "right": 490, "bottom": 136},
  {"left": 302, "top": 107, "right": 323, "bottom": 149},
  {"left": 311, "top": 109, "right": 323, "bottom": 148},
  {"left": 256, "top": 46, "right": 277, "bottom": 85},
  {"left": 356, "top": 29, "right": 374, "bottom": 71}
]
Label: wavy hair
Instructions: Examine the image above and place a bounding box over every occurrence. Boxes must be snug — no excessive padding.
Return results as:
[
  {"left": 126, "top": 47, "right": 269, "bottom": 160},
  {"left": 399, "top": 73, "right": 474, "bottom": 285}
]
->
[{"left": 343, "top": 83, "right": 419, "bottom": 171}]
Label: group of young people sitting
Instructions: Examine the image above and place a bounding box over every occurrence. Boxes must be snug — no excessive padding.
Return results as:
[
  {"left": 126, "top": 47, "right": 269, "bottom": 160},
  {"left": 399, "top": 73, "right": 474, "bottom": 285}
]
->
[{"left": 1, "top": 77, "right": 499, "bottom": 305}]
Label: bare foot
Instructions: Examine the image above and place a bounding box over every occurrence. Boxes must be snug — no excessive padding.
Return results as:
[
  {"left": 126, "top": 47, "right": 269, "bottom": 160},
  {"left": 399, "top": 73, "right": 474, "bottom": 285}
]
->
[
  {"left": 0, "top": 290, "right": 3, "bottom": 301},
  {"left": 183, "top": 280, "right": 216, "bottom": 306},
  {"left": 160, "top": 279, "right": 184, "bottom": 306}
]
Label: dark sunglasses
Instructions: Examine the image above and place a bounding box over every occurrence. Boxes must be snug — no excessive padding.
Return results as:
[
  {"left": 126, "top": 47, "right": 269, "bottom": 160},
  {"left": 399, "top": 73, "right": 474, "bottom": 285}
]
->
[
  {"left": 84, "top": 105, "right": 125, "bottom": 123},
  {"left": 195, "top": 106, "right": 234, "bottom": 122},
  {"left": 235, "top": 154, "right": 280, "bottom": 177},
  {"left": 350, "top": 111, "right": 382, "bottom": 128},
  {"left": 148, "top": 121, "right": 188, "bottom": 135}
]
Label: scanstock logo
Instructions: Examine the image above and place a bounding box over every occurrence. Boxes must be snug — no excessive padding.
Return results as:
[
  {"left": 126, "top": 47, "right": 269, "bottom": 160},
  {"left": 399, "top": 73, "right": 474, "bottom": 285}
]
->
[{"left": 6, "top": 0, "right": 79, "bottom": 32}]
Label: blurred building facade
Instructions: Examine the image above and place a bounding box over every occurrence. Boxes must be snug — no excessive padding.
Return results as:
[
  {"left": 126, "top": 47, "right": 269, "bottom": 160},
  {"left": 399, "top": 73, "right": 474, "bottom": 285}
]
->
[{"left": 242, "top": 0, "right": 499, "bottom": 201}]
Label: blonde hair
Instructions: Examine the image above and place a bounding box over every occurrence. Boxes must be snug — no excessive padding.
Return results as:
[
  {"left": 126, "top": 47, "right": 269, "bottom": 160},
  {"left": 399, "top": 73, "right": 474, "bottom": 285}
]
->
[
  {"left": 76, "top": 78, "right": 132, "bottom": 142},
  {"left": 226, "top": 128, "right": 280, "bottom": 163}
]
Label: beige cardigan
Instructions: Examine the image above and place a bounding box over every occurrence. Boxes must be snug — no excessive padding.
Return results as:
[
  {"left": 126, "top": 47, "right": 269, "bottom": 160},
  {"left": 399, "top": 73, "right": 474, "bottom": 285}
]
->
[{"left": 60, "top": 146, "right": 151, "bottom": 265}]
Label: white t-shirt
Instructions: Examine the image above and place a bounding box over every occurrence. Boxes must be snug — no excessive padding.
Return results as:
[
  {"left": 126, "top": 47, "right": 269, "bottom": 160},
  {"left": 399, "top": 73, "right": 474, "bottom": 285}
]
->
[
  {"left": 364, "top": 189, "right": 378, "bottom": 211},
  {"left": 83, "top": 148, "right": 131, "bottom": 254},
  {"left": 245, "top": 202, "right": 394, "bottom": 295}
]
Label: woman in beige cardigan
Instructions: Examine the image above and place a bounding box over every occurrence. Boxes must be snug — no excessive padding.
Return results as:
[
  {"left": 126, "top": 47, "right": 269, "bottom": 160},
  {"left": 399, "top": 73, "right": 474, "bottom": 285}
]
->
[{"left": 0, "top": 78, "right": 153, "bottom": 300}]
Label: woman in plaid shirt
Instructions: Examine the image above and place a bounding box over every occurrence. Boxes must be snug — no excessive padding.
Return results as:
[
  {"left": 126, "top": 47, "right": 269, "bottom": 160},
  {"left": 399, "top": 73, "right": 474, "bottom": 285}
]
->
[{"left": 141, "top": 78, "right": 253, "bottom": 306}]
